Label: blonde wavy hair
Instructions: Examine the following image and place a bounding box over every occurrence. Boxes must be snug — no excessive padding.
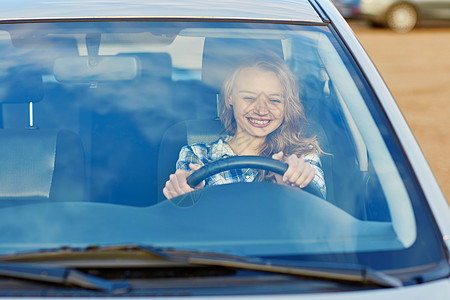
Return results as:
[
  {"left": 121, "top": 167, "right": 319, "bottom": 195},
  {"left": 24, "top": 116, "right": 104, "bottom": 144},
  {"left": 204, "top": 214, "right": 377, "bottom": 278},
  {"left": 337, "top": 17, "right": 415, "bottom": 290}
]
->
[{"left": 219, "top": 53, "right": 321, "bottom": 162}]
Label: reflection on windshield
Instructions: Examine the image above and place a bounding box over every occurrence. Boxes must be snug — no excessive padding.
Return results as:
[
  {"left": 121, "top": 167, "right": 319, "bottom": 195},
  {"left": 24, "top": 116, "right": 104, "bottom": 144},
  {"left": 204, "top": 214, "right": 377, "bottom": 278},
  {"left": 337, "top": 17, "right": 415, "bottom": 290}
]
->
[{"left": 0, "top": 22, "right": 439, "bottom": 274}]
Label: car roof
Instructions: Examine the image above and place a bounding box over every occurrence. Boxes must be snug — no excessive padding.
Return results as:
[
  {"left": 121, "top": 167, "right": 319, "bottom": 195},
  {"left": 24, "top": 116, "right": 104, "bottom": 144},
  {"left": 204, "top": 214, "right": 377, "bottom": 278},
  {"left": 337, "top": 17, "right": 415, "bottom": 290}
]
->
[{"left": 0, "top": 0, "right": 324, "bottom": 23}]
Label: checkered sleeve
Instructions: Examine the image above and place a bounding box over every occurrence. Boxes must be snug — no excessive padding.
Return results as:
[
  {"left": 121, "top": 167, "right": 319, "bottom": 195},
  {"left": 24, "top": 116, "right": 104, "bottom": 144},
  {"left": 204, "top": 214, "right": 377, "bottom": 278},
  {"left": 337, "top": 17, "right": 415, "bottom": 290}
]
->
[
  {"left": 303, "top": 153, "right": 327, "bottom": 199},
  {"left": 175, "top": 145, "right": 204, "bottom": 172}
]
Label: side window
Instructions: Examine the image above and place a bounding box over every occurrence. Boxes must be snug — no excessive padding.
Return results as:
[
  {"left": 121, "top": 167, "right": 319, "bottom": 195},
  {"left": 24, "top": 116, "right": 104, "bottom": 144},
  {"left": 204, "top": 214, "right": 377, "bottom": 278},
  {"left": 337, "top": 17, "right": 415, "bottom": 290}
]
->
[{"left": 315, "top": 32, "right": 415, "bottom": 245}]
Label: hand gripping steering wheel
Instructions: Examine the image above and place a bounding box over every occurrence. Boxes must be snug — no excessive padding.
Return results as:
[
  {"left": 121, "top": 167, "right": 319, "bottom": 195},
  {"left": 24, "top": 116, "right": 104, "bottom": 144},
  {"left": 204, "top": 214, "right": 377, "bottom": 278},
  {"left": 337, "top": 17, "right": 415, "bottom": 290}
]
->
[{"left": 186, "top": 156, "right": 323, "bottom": 199}]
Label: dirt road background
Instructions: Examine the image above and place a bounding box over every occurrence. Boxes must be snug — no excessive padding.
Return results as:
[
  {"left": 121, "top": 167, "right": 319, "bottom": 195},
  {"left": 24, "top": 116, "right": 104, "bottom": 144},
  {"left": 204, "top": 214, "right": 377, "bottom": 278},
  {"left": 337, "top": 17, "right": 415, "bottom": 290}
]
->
[{"left": 348, "top": 21, "right": 450, "bottom": 204}]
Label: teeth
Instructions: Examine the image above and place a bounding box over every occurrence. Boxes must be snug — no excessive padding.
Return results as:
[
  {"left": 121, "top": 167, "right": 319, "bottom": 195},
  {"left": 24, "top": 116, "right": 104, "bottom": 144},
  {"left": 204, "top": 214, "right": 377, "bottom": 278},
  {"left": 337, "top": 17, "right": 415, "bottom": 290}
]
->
[{"left": 249, "top": 118, "right": 269, "bottom": 125}]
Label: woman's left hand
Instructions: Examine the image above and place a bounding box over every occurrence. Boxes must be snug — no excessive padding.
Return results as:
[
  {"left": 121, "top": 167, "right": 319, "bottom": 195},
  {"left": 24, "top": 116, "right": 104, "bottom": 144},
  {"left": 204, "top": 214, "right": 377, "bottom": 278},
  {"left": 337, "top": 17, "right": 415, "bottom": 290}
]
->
[{"left": 272, "top": 151, "right": 315, "bottom": 189}]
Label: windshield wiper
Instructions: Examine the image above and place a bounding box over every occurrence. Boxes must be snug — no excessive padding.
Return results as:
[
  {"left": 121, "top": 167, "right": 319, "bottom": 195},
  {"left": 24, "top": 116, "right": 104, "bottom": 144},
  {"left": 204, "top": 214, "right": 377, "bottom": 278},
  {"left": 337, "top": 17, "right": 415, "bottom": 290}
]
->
[
  {"left": 0, "top": 262, "right": 129, "bottom": 294},
  {"left": 0, "top": 244, "right": 402, "bottom": 288},
  {"left": 145, "top": 246, "right": 403, "bottom": 288},
  {"left": 97, "top": 245, "right": 402, "bottom": 288}
]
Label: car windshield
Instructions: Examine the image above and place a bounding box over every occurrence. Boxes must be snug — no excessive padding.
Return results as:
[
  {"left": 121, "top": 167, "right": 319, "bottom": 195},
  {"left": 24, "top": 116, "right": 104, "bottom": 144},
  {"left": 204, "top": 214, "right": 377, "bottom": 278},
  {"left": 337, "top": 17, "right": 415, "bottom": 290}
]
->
[{"left": 0, "top": 21, "right": 445, "bottom": 274}]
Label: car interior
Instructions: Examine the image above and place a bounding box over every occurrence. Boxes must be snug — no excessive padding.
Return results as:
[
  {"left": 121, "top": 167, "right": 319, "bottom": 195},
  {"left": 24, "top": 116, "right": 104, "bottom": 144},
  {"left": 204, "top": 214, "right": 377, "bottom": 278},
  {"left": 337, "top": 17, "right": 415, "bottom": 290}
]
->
[{"left": 0, "top": 25, "right": 391, "bottom": 222}]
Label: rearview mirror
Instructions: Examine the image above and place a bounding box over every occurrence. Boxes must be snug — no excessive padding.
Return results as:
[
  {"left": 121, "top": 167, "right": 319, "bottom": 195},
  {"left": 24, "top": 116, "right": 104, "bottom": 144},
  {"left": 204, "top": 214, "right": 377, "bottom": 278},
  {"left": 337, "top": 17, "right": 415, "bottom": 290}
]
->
[{"left": 54, "top": 56, "right": 138, "bottom": 83}]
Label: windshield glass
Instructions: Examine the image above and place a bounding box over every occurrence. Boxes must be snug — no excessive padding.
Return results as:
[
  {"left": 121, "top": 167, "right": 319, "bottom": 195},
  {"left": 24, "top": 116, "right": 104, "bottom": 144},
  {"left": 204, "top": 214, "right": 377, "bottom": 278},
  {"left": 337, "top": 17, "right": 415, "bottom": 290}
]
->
[{"left": 0, "top": 21, "right": 444, "bottom": 273}]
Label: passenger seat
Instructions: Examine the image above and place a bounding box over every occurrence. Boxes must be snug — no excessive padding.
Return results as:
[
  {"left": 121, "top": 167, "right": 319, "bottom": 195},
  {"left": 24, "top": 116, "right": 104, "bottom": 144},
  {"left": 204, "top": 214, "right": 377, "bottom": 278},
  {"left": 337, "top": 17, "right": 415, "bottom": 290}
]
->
[{"left": 0, "top": 69, "right": 86, "bottom": 205}]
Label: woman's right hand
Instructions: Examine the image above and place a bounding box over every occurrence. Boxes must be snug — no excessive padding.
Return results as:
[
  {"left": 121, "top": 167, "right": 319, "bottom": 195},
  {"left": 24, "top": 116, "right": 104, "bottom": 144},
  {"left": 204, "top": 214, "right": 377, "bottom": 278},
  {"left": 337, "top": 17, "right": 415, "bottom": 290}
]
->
[{"left": 163, "top": 163, "right": 203, "bottom": 199}]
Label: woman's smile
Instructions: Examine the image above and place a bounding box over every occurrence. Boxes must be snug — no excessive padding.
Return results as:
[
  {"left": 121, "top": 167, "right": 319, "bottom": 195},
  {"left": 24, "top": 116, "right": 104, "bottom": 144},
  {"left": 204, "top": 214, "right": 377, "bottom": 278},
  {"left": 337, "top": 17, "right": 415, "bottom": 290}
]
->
[{"left": 247, "top": 117, "right": 271, "bottom": 127}]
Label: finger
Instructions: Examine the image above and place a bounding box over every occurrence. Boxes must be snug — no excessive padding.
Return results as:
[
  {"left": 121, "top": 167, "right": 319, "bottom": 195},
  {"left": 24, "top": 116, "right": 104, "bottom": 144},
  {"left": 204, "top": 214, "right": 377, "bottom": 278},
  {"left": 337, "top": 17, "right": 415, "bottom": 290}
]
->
[
  {"left": 295, "top": 164, "right": 315, "bottom": 188},
  {"left": 163, "top": 186, "right": 173, "bottom": 199},
  {"left": 189, "top": 163, "right": 202, "bottom": 171},
  {"left": 188, "top": 164, "right": 205, "bottom": 189},
  {"left": 282, "top": 155, "right": 303, "bottom": 183},
  {"left": 165, "top": 174, "right": 182, "bottom": 197},
  {"left": 177, "top": 173, "right": 196, "bottom": 194},
  {"left": 169, "top": 170, "right": 194, "bottom": 195},
  {"left": 195, "top": 181, "right": 205, "bottom": 189},
  {"left": 302, "top": 170, "right": 315, "bottom": 188},
  {"left": 274, "top": 173, "right": 287, "bottom": 185},
  {"left": 271, "top": 151, "right": 284, "bottom": 161},
  {"left": 163, "top": 185, "right": 185, "bottom": 199},
  {"left": 163, "top": 180, "right": 181, "bottom": 199}
]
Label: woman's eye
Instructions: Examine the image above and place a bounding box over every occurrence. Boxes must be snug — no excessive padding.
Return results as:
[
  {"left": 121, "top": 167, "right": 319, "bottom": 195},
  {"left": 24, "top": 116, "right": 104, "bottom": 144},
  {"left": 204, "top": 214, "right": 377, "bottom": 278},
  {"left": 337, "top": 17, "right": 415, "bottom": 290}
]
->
[
  {"left": 243, "top": 96, "right": 254, "bottom": 101},
  {"left": 270, "top": 99, "right": 281, "bottom": 103}
]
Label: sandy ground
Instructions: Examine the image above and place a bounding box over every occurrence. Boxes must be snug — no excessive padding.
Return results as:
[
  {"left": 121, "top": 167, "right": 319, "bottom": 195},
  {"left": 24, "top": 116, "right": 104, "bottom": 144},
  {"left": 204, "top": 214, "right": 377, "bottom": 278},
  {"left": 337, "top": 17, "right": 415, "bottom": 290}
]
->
[{"left": 349, "top": 21, "right": 450, "bottom": 204}]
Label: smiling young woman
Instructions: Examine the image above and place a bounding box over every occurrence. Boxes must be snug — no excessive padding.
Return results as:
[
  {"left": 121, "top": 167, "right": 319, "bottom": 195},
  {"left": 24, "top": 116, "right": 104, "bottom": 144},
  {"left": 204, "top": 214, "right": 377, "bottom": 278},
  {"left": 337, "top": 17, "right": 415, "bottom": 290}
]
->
[{"left": 163, "top": 53, "right": 326, "bottom": 200}]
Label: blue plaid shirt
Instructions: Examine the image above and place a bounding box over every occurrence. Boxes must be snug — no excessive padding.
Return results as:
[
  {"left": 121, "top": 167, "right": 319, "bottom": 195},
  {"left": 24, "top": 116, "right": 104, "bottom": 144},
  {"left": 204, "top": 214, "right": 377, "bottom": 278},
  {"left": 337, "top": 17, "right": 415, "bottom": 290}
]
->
[{"left": 176, "top": 137, "right": 326, "bottom": 198}]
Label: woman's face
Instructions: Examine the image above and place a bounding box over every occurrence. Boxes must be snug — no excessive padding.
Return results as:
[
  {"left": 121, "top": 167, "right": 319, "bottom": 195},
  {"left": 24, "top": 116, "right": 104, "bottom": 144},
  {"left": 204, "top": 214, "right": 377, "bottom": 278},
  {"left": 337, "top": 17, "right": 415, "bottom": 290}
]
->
[{"left": 228, "top": 67, "right": 285, "bottom": 141}]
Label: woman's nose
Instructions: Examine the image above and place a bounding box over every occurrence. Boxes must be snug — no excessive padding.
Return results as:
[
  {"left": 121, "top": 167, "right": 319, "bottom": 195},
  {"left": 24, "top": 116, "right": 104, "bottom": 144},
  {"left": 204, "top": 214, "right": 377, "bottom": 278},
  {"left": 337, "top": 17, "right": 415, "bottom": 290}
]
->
[{"left": 253, "top": 96, "right": 269, "bottom": 115}]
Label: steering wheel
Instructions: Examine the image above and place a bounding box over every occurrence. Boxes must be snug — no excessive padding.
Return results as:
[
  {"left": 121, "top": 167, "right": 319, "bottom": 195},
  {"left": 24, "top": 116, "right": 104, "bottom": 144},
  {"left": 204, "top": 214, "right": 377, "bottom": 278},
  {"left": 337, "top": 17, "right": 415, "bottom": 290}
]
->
[{"left": 187, "top": 156, "right": 324, "bottom": 199}]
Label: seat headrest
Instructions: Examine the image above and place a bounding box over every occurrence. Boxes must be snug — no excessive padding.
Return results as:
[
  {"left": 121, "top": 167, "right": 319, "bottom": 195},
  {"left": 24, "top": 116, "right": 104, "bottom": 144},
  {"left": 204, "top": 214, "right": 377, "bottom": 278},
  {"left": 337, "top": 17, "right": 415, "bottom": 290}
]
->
[
  {"left": 202, "top": 38, "right": 283, "bottom": 91},
  {"left": 0, "top": 67, "right": 43, "bottom": 103},
  {"left": 0, "top": 36, "right": 80, "bottom": 103}
]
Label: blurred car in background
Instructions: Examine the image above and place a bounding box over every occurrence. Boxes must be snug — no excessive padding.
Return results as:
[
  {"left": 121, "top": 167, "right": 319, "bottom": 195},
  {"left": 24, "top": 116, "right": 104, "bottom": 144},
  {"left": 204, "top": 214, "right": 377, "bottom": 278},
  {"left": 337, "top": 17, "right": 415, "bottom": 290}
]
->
[
  {"left": 332, "top": 0, "right": 361, "bottom": 18},
  {"left": 360, "top": 0, "right": 450, "bottom": 32}
]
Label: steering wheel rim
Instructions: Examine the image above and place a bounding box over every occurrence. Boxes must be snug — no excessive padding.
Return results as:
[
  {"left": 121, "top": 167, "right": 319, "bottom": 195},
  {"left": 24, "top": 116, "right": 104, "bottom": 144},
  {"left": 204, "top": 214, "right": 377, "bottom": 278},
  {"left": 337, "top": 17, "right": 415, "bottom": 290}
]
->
[{"left": 187, "top": 156, "right": 323, "bottom": 199}]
